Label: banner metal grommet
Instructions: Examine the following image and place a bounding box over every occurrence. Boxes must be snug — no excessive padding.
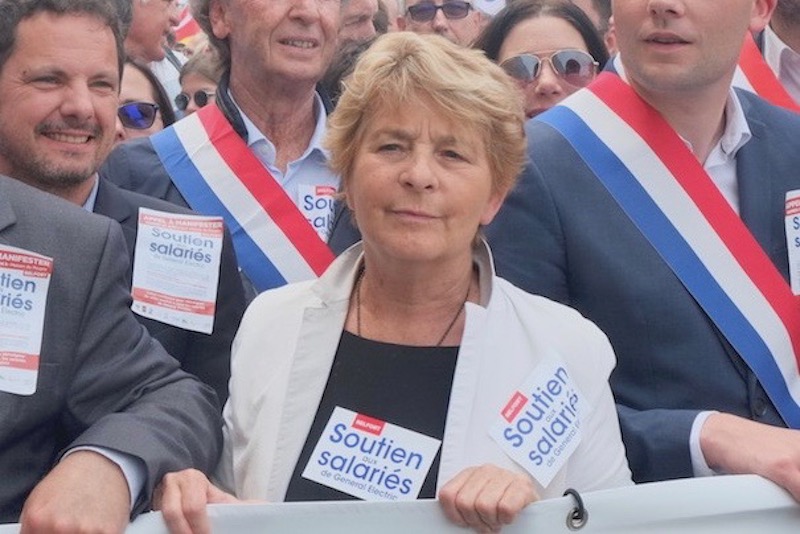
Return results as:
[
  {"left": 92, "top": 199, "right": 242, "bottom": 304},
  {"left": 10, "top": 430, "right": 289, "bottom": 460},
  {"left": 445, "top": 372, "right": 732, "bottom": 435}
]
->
[{"left": 563, "top": 488, "right": 588, "bottom": 530}]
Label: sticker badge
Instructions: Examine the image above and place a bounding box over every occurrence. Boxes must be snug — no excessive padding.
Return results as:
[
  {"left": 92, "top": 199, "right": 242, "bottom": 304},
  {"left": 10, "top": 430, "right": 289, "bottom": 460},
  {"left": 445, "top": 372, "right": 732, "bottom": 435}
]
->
[
  {"left": 131, "top": 208, "right": 224, "bottom": 333},
  {"left": 489, "top": 360, "right": 584, "bottom": 487},
  {"left": 785, "top": 190, "right": 800, "bottom": 295},
  {"left": 302, "top": 407, "right": 441, "bottom": 501},
  {"left": 0, "top": 245, "right": 53, "bottom": 395},
  {"left": 299, "top": 184, "right": 336, "bottom": 242}
]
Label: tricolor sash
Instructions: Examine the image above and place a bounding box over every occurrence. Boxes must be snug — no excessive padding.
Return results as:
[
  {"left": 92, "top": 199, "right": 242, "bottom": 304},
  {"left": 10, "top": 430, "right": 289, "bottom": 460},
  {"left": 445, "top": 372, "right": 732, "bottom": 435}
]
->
[
  {"left": 537, "top": 72, "right": 800, "bottom": 427},
  {"left": 150, "top": 104, "right": 335, "bottom": 292},
  {"left": 734, "top": 33, "right": 800, "bottom": 112}
]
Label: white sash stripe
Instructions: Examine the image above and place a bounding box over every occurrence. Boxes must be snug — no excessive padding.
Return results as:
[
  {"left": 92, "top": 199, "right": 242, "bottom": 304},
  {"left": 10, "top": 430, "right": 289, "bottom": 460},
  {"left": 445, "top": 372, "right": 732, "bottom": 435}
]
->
[
  {"left": 732, "top": 66, "right": 756, "bottom": 93},
  {"left": 565, "top": 90, "right": 800, "bottom": 404},
  {"left": 171, "top": 115, "right": 317, "bottom": 283}
]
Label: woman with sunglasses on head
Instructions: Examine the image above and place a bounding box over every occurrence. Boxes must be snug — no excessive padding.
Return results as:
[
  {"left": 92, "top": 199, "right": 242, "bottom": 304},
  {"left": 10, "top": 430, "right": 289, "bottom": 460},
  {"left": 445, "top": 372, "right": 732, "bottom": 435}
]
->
[
  {"left": 176, "top": 44, "right": 223, "bottom": 116},
  {"left": 115, "top": 58, "right": 176, "bottom": 145},
  {"left": 474, "top": 0, "right": 608, "bottom": 119}
]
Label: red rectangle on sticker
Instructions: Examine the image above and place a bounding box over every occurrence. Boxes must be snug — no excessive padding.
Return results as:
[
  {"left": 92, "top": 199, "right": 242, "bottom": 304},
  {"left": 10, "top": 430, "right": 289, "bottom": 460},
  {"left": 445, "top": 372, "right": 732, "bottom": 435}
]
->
[
  {"left": 0, "top": 352, "right": 40, "bottom": 371},
  {"left": 501, "top": 392, "right": 528, "bottom": 423},
  {"left": 352, "top": 413, "right": 385, "bottom": 436},
  {"left": 787, "top": 197, "right": 800, "bottom": 216},
  {"left": 316, "top": 185, "right": 337, "bottom": 197}
]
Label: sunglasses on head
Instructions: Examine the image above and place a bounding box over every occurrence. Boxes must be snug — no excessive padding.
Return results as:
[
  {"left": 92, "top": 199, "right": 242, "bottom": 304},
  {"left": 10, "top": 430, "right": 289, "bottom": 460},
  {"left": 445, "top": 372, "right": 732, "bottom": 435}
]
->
[
  {"left": 175, "top": 89, "right": 215, "bottom": 111},
  {"left": 500, "top": 49, "right": 598, "bottom": 88},
  {"left": 406, "top": 0, "right": 472, "bottom": 22},
  {"left": 118, "top": 101, "right": 160, "bottom": 129}
]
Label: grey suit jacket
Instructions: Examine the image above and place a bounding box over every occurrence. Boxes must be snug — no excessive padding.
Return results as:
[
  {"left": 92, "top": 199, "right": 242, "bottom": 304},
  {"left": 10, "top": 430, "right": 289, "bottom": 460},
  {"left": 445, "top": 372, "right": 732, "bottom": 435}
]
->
[
  {"left": 94, "top": 179, "right": 246, "bottom": 405},
  {"left": 486, "top": 89, "right": 800, "bottom": 483},
  {"left": 0, "top": 176, "right": 222, "bottom": 522}
]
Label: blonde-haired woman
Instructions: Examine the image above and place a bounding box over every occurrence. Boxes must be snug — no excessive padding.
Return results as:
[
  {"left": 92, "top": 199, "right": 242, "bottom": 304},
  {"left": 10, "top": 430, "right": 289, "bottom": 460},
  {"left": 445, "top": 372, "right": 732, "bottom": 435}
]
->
[{"left": 155, "top": 32, "right": 631, "bottom": 533}]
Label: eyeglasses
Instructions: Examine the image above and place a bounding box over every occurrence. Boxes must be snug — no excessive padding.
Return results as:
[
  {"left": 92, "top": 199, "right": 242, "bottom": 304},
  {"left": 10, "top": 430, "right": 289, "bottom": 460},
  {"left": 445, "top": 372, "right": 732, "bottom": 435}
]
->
[
  {"left": 500, "top": 50, "right": 598, "bottom": 88},
  {"left": 406, "top": 1, "right": 472, "bottom": 22},
  {"left": 118, "top": 102, "right": 160, "bottom": 129},
  {"left": 175, "top": 90, "right": 215, "bottom": 111}
]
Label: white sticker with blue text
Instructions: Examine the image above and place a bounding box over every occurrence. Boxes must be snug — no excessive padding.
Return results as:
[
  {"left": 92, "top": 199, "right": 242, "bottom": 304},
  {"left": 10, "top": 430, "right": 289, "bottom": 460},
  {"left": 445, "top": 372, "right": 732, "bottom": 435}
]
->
[
  {"left": 785, "top": 190, "right": 800, "bottom": 295},
  {"left": 0, "top": 245, "right": 52, "bottom": 396},
  {"left": 131, "top": 208, "right": 223, "bottom": 333},
  {"left": 302, "top": 407, "right": 441, "bottom": 501},
  {"left": 299, "top": 184, "right": 336, "bottom": 243},
  {"left": 489, "top": 360, "right": 584, "bottom": 487}
]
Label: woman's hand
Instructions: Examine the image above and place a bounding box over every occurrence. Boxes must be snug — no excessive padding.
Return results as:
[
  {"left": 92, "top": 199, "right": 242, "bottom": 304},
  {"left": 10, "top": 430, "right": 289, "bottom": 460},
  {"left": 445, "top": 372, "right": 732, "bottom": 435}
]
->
[
  {"left": 153, "top": 468, "right": 241, "bottom": 534},
  {"left": 438, "top": 464, "right": 538, "bottom": 533}
]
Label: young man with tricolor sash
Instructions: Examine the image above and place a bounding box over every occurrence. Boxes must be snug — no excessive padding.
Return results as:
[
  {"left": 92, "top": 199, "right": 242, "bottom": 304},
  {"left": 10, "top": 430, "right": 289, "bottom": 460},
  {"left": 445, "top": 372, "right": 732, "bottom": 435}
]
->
[
  {"left": 100, "top": 0, "right": 349, "bottom": 294},
  {"left": 487, "top": 0, "right": 800, "bottom": 500}
]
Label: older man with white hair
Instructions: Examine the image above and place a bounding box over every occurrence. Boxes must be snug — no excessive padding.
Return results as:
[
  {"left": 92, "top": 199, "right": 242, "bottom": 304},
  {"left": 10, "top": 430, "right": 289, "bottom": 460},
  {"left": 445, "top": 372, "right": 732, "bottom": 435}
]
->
[{"left": 102, "top": 0, "right": 351, "bottom": 294}]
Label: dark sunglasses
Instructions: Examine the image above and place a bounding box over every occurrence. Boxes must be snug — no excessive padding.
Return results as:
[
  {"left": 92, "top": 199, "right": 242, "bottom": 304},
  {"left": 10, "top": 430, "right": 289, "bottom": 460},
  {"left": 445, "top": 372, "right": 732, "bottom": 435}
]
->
[
  {"left": 406, "top": 0, "right": 472, "bottom": 22},
  {"left": 175, "top": 90, "right": 215, "bottom": 111},
  {"left": 118, "top": 101, "right": 160, "bottom": 129},
  {"left": 500, "top": 49, "right": 598, "bottom": 88}
]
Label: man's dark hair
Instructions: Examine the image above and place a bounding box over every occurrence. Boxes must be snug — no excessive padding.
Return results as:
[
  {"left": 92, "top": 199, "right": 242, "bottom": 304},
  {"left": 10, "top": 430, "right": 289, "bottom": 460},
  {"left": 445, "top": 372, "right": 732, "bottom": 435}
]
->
[
  {"left": 373, "top": 0, "right": 389, "bottom": 34},
  {"left": 320, "top": 37, "right": 377, "bottom": 107},
  {"left": 109, "top": 0, "right": 133, "bottom": 37},
  {"left": 0, "top": 0, "right": 125, "bottom": 77},
  {"left": 589, "top": 0, "right": 611, "bottom": 33},
  {"left": 775, "top": 0, "right": 800, "bottom": 25}
]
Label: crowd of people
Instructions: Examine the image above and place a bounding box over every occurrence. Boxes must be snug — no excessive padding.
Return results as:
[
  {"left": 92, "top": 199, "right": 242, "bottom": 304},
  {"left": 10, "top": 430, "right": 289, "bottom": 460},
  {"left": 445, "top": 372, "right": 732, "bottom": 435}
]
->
[{"left": 1, "top": 0, "right": 800, "bottom": 532}]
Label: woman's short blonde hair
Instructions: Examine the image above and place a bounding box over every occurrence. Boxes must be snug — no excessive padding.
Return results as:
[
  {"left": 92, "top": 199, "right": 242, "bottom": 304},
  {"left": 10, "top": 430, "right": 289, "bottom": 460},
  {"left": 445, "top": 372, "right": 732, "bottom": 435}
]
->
[{"left": 326, "top": 32, "right": 526, "bottom": 197}]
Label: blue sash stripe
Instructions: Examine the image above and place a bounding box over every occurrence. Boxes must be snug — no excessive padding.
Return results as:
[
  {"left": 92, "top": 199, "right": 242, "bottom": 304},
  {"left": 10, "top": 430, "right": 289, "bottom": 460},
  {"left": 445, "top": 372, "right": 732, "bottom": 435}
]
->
[
  {"left": 151, "top": 128, "right": 286, "bottom": 292},
  {"left": 539, "top": 106, "right": 800, "bottom": 427}
]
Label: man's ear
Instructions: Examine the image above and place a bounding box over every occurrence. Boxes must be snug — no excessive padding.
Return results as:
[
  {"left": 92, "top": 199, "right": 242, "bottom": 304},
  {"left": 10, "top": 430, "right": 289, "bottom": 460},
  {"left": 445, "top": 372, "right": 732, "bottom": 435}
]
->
[
  {"left": 749, "top": 0, "right": 777, "bottom": 33},
  {"left": 209, "top": 0, "right": 232, "bottom": 40}
]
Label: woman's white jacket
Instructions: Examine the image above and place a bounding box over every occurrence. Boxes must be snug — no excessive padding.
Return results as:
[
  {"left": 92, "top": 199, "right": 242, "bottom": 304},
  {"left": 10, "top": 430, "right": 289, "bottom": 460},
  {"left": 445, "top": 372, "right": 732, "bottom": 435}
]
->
[{"left": 216, "top": 241, "right": 632, "bottom": 499}]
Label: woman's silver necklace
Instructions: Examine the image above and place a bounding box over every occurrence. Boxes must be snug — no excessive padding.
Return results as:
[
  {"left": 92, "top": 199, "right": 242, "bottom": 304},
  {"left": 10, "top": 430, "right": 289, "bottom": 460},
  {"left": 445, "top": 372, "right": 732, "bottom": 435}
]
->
[{"left": 355, "top": 268, "right": 470, "bottom": 347}]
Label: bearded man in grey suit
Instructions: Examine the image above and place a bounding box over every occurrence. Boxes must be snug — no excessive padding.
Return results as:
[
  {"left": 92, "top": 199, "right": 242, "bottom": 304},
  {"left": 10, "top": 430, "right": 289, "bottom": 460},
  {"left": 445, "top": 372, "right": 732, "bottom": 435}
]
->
[
  {"left": 0, "top": 0, "right": 222, "bottom": 530},
  {"left": 0, "top": 0, "right": 247, "bottom": 407},
  {"left": 0, "top": 175, "right": 222, "bottom": 530}
]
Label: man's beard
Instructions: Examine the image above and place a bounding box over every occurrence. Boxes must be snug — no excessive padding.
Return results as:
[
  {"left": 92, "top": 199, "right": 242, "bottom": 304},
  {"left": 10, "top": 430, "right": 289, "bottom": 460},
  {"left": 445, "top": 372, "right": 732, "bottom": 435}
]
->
[
  {"left": 0, "top": 145, "right": 97, "bottom": 194},
  {"left": 0, "top": 118, "right": 107, "bottom": 194}
]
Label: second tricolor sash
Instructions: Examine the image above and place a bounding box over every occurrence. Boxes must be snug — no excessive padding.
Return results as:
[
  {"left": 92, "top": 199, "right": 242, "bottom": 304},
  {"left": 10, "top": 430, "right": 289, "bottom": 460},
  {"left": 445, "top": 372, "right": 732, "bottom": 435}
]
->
[
  {"left": 150, "top": 104, "right": 335, "bottom": 293},
  {"left": 733, "top": 32, "right": 800, "bottom": 112},
  {"left": 537, "top": 72, "right": 800, "bottom": 427}
]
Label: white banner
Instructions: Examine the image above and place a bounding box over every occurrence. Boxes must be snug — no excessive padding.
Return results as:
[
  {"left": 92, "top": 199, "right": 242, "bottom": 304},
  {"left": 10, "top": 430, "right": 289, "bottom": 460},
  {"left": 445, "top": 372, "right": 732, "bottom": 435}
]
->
[{"left": 1, "top": 475, "right": 798, "bottom": 532}]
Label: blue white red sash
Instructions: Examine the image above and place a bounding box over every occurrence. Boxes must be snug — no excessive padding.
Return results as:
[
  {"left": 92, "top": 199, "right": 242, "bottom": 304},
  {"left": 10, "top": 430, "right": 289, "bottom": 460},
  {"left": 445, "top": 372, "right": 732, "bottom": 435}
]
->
[
  {"left": 537, "top": 72, "right": 800, "bottom": 427},
  {"left": 150, "top": 104, "right": 335, "bottom": 292},
  {"left": 734, "top": 33, "right": 800, "bottom": 112}
]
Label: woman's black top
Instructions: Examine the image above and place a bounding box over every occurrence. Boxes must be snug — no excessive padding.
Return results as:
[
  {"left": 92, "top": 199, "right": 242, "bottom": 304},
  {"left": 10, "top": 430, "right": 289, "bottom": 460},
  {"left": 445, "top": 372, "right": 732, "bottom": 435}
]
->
[{"left": 285, "top": 331, "right": 458, "bottom": 501}]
